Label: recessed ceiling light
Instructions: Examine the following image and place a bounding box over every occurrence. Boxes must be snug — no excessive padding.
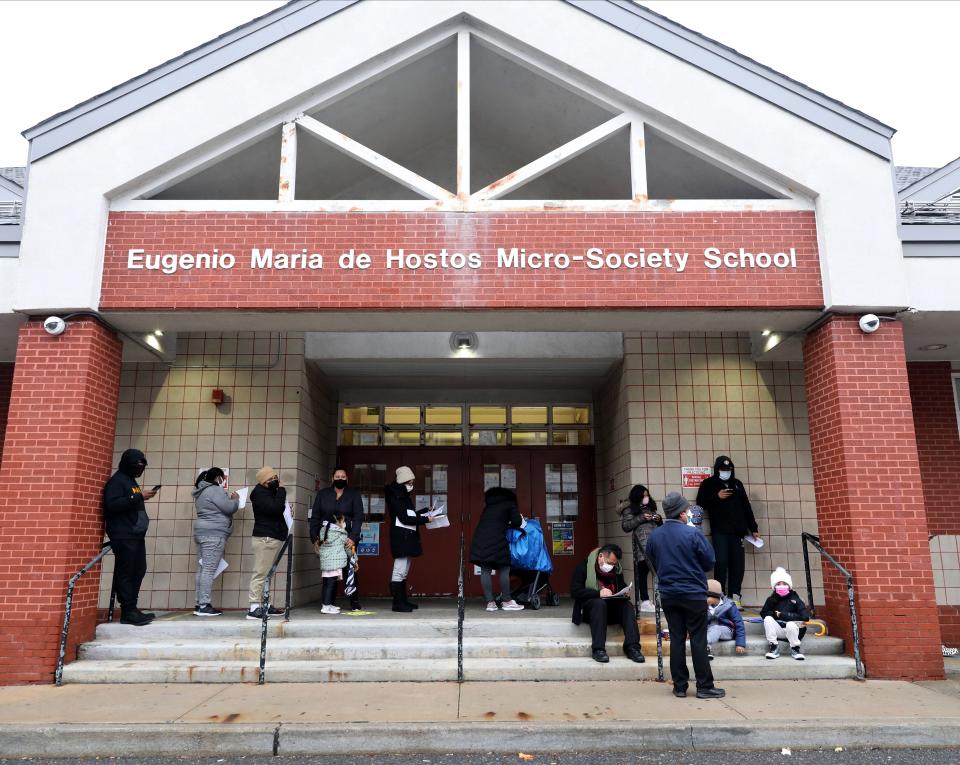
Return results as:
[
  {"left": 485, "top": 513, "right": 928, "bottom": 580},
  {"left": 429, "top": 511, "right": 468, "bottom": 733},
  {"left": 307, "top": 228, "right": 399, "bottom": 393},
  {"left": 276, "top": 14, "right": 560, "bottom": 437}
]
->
[
  {"left": 761, "top": 330, "right": 771, "bottom": 337},
  {"left": 919, "top": 344, "right": 947, "bottom": 351}
]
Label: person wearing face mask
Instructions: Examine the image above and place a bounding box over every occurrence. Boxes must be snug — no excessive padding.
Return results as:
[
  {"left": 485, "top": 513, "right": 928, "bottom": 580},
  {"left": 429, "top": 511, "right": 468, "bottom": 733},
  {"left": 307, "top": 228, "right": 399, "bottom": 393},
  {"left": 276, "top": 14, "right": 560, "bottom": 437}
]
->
[
  {"left": 103, "top": 448, "right": 158, "bottom": 626},
  {"left": 761, "top": 567, "right": 810, "bottom": 660},
  {"left": 570, "top": 544, "right": 645, "bottom": 664},
  {"left": 247, "top": 466, "right": 289, "bottom": 620},
  {"left": 310, "top": 467, "right": 365, "bottom": 611},
  {"left": 191, "top": 467, "right": 240, "bottom": 616},
  {"left": 385, "top": 466, "right": 432, "bottom": 613},
  {"left": 696, "top": 456, "right": 760, "bottom": 608},
  {"left": 620, "top": 484, "right": 662, "bottom": 614},
  {"left": 645, "top": 492, "right": 724, "bottom": 699}
]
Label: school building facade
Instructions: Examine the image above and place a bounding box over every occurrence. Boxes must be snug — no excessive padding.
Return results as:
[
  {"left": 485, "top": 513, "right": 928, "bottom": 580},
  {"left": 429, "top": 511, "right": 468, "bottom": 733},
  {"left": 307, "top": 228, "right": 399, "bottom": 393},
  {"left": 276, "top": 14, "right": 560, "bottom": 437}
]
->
[{"left": 0, "top": 0, "right": 959, "bottom": 683}]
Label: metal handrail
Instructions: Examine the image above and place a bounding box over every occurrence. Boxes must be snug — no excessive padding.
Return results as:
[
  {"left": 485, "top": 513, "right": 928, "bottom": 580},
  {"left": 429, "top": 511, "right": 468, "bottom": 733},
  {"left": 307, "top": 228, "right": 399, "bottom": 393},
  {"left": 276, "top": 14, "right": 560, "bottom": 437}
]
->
[
  {"left": 801, "top": 531, "right": 865, "bottom": 680},
  {"left": 457, "top": 528, "right": 465, "bottom": 683},
  {"left": 257, "top": 533, "right": 293, "bottom": 685},
  {"left": 56, "top": 543, "right": 113, "bottom": 686},
  {"left": 653, "top": 579, "right": 664, "bottom": 682}
]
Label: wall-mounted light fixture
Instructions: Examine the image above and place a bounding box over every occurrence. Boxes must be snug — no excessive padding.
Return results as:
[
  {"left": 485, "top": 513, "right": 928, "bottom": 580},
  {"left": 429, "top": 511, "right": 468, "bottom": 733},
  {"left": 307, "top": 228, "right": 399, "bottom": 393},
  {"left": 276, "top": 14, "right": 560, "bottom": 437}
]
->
[{"left": 449, "top": 332, "right": 479, "bottom": 354}]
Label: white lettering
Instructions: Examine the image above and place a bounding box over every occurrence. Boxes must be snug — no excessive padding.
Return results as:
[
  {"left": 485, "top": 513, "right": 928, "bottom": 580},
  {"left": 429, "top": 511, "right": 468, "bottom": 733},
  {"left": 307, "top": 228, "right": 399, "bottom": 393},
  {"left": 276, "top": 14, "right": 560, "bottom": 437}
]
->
[
  {"left": 704, "top": 247, "right": 722, "bottom": 269},
  {"left": 127, "top": 248, "right": 144, "bottom": 269},
  {"left": 251, "top": 247, "right": 273, "bottom": 269}
]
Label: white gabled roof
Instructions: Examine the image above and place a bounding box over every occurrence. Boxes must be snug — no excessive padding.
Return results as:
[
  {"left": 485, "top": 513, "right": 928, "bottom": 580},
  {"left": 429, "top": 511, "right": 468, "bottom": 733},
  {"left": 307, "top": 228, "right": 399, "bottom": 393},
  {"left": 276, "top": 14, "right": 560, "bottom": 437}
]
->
[{"left": 23, "top": 0, "right": 896, "bottom": 162}]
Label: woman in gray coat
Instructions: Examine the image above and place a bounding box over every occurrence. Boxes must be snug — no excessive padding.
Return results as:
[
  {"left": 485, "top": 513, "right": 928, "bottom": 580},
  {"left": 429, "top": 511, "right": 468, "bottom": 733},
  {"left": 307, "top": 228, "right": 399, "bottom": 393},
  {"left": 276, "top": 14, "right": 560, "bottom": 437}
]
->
[
  {"left": 192, "top": 467, "right": 240, "bottom": 616},
  {"left": 620, "top": 484, "right": 662, "bottom": 615}
]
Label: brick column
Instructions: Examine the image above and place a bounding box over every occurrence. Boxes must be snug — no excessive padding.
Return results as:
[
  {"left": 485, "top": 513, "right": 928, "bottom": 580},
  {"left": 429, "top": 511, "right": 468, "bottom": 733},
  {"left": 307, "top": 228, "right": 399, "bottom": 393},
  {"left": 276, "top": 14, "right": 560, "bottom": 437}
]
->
[
  {"left": 803, "top": 315, "right": 942, "bottom": 679},
  {"left": 0, "top": 320, "right": 122, "bottom": 684}
]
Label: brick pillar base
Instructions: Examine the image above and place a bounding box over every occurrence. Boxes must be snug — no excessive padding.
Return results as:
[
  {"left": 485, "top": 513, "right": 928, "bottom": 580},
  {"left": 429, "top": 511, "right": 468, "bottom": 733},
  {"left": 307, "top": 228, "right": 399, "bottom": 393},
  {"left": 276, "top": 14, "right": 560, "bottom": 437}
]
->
[
  {"left": 803, "top": 316, "right": 942, "bottom": 679},
  {"left": 0, "top": 320, "right": 122, "bottom": 684}
]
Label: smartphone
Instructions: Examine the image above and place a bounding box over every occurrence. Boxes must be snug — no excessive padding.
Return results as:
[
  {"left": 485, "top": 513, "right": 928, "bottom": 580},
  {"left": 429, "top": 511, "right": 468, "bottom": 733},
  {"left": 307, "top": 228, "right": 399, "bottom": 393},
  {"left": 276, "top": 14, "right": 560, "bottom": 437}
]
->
[{"left": 151, "top": 484, "right": 162, "bottom": 491}]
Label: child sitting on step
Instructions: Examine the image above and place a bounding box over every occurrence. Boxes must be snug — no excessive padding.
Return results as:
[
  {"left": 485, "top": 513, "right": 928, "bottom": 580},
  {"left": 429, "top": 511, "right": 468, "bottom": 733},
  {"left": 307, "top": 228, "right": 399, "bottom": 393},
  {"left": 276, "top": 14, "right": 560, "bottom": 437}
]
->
[
  {"left": 761, "top": 567, "right": 810, "bottom": 661},
  {"left": 705, "top": 578, "right": 746, "bottom": 660},
  {"left": 316, "top": 512, "right": 350, "bottom": 614}
]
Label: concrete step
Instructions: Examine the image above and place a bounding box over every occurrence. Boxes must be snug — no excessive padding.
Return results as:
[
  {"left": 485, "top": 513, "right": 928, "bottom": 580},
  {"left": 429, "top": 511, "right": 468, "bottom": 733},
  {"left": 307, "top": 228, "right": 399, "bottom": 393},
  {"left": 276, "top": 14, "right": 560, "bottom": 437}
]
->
[
  {"left": 77, "top": 633, "right": 844, "bottom": 662},
  {"left": 60, "top": 654, "right": 858, "bottom": 684}
]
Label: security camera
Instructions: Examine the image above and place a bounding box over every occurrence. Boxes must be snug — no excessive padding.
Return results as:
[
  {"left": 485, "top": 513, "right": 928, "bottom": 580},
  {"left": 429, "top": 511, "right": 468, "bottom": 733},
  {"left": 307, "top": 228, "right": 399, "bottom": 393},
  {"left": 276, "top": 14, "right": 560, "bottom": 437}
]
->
[
  {"left": 43, "top": 316, "right": 67, "bottom": 336},
  {"left": 858, "top": 314, "right": 881, "bottom": 334}
]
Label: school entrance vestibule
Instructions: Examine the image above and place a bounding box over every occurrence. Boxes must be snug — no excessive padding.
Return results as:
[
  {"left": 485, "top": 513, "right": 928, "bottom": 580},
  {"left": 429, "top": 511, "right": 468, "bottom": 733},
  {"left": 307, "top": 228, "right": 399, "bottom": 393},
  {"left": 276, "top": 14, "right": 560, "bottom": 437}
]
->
[{"left": 336, "top": 446, "right": 597, "bottom": 598}]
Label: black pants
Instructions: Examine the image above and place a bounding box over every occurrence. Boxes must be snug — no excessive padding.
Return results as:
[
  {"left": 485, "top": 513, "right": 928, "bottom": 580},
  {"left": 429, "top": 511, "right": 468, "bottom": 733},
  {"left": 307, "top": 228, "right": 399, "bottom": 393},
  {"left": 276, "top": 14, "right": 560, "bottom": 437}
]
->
[
  {"left": 321, "top": 576, "right": 338, "bottom": 606},
  {"left": 634, "top": 560, "right": 650, "bottom": 601},
  {"left": 712, "top": 533, "right": 745, "bottom": 596},
  {"left": 110, "top": 537, "right": 147, "bottom": 611},
  {"left": 661, "top": 597, "right": 715, "bottom": 691},
  {"left": 581, "top": 597, "right": 641, "bottom": 652}
]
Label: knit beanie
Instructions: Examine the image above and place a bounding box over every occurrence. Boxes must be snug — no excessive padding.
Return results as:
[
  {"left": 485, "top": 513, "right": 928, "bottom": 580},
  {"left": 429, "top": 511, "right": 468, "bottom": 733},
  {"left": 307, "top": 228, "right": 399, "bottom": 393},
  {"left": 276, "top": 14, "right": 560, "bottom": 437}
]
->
[
  {"left": 396, "top": 466, "right": 415, "bottom": 484},
  {"left": 770, "top": 566, "right": 793, "bottom": 589},
  {"left": 661, "top": 491, "right": 690, "bottom": 519},
  {"left": 256, "top": 466, "right": 277, "bottom": 485}
]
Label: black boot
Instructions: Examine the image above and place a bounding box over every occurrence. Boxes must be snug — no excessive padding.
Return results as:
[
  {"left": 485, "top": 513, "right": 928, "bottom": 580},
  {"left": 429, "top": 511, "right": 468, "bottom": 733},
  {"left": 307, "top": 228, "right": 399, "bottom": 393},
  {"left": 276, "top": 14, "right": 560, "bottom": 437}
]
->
[
  {"left": 349, "top": 593, "right": 362, "bottom": 611},
  {"left": 391, "top": 582, "right": 413, "bottom": 613},
  {"left": 120, "top": 608, "right": 151, "bottom": 626},
  {"left": 401, "top": 580, "right": 419, "bottom": 610}
]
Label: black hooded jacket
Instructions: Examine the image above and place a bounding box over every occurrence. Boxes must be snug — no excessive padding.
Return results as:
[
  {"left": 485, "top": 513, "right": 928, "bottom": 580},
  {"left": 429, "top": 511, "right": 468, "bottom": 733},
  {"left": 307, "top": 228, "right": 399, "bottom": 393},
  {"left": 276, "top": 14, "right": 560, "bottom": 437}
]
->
[
  {"left": 695, "top": 456, "right": 758, "bottom": 536},
  {"left": 251, "top": 483, "right": 288, "bottom": 541},
  {"left": 103, "top": 449, "right": 150, "bottom": 540},
  {"left": 386, "top": 481, "right": 430, "bottom": 559},
  {"left": 470, "top": 487, "right": 524, "bottom": 568}
]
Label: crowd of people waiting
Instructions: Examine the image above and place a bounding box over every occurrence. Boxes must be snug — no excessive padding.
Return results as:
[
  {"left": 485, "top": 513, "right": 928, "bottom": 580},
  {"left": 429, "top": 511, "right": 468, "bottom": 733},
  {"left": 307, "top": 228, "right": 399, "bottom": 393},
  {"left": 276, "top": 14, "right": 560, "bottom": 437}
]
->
[{"left": 102, "top": 449, "right": 811, "bottom": 699}]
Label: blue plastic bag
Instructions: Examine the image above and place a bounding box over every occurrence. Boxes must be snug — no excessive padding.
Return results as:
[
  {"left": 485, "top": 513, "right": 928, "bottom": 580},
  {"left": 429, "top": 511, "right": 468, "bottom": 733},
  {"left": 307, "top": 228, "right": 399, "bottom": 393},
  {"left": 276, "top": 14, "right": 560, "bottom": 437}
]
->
[{"left": 507, "top": 518, "right": 553, "bottom": 573}]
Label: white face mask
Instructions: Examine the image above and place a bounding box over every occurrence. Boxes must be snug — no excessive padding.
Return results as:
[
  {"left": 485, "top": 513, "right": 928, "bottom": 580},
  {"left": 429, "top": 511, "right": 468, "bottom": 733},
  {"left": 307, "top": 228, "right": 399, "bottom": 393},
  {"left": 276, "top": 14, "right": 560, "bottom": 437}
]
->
[
  {"left": 719, "top": 470, "right": 732, "bottom": 481},
  {"left": 598, "top": 557, "right": 614, "bottom": 573},
  {"left": 406, "top": 483, "right": 415, "bottom": 493},
  {"left": 641, "top": 496, "right": 650, "bottom": 506}
]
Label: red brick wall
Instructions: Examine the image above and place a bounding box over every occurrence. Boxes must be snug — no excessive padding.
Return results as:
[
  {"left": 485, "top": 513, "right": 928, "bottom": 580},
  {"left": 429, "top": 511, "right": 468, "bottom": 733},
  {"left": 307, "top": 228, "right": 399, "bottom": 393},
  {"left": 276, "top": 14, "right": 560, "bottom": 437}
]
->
[
  {"left": 100, "top": 211, "right": 821, "bottom": 310},
  {"left": 908, "top": 361, "right": 960, "bottom": 537},
  {"left": 940, "top": 606, "right": 960, "bottom": 648},
  {"left": 803, "top": 316, "right": 942, "bottom": 680},
  {"left": 0, "top": 321, "right": 122, "bottom": 684},
  {"left": 0, "top": 362, "right": 13, "bottom": 467}
]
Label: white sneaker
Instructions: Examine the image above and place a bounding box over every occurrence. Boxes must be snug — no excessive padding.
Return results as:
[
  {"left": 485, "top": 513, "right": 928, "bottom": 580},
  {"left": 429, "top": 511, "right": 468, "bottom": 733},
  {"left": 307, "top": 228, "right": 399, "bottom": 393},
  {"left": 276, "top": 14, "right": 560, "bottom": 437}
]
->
[
  {"left": 501, "top": 600, "right": 524, "bottom": 611},
  {"left": 485, "top": 601, "right": 499, "bottom": 612},
  {"left": 790, "top": 646, "right": 805, "bottom": 661},
  {"left": 639, "top": 600, "right": 655, "bottom": 613},
  {"left": 320, "top": 604, "right": 340, "bottom": 614}
]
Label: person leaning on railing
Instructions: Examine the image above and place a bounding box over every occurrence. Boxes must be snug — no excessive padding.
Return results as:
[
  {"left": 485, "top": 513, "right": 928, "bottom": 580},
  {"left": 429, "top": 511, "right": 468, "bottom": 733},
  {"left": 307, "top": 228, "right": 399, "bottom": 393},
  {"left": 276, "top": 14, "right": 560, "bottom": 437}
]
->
[{"left": 247, "top": 466, "right": 288, "bottom": 621}]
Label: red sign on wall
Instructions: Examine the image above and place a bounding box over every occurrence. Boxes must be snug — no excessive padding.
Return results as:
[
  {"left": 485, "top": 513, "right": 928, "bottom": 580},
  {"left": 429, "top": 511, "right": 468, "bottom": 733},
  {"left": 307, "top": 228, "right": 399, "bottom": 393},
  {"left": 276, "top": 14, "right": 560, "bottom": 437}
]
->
[{"left": 100, "top": 211, "right": 822, "bottom": 311}]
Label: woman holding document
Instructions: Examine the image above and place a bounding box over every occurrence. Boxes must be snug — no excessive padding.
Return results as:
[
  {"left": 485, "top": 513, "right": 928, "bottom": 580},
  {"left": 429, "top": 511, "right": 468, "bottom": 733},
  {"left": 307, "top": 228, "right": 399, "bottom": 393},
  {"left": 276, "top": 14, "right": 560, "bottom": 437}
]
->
[
  {"left": 386, "top": 466, "right": 433, "bottom": 613},
  {"left": 191, "top": 467, "right": 240, "bottom": 616}
]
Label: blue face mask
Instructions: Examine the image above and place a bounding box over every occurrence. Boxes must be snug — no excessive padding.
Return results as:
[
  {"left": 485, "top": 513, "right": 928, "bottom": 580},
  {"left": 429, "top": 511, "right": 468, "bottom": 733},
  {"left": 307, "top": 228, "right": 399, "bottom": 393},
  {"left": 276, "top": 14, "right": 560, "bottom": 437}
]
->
[{"left": 719, "top": 470, "right": 732, "bottom": 481}]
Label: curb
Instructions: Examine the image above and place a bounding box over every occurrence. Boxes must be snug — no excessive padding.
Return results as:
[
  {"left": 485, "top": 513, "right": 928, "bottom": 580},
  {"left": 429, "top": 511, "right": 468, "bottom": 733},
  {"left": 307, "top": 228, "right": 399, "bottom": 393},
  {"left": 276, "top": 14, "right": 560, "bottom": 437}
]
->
[{"left": 5, "top": 719, "right": 960, "bottom": 757}]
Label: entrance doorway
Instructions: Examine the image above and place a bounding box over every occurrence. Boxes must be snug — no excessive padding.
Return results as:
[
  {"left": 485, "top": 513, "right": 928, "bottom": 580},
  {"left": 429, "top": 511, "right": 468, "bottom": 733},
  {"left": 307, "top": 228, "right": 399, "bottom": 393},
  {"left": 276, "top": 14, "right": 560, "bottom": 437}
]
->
[{"left": 336, "top": 446, "right": 597, "bottom": 598}]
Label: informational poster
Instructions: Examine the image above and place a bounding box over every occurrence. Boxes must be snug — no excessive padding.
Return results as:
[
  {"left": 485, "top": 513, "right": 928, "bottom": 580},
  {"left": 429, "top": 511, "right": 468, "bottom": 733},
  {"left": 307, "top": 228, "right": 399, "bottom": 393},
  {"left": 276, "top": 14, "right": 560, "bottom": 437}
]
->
[
  {"left": 501, "top": 466, "right": 517, "bottom": 490},
  {"left": 551, "top": 522, "right": 574, "bottom": 556},
  {"left": 358, "top": 522, "right": 380, "bottom": 556},
  {"left": 681, "top": 466, "right": 713, "bottom": 488}
]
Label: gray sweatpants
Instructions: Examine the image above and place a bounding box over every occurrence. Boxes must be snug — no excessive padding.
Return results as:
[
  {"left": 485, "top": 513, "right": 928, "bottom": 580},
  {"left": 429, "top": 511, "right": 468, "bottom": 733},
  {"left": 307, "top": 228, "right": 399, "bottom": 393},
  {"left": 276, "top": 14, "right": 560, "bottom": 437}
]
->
[
  {"left": 194, "top": 535, "right": 226, "bottom": 606},
  {"left": 706, "top": 623, "right": 733, "bottom": 647}
]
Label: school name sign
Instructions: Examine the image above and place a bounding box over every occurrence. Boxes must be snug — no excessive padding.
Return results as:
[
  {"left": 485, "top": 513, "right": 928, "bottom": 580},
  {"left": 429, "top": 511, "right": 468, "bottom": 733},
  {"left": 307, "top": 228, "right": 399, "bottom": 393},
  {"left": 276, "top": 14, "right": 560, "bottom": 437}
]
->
[{"left": 125, "top": 245, "right": 800, "bottom": 275}]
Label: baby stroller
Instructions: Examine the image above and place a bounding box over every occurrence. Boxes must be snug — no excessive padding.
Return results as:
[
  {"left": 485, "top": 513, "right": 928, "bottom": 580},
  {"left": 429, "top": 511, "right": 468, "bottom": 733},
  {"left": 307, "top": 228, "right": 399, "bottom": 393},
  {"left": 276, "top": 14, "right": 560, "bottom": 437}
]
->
[{"left": 499, "top": 518, "right": 560, "bottom": 610}]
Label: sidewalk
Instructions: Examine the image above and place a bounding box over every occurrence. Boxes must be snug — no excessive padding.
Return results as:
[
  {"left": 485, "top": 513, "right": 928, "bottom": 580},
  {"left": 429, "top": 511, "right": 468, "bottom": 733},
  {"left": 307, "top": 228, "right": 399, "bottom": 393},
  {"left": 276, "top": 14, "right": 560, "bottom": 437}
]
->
[{"left": 4, "top": 678, "right": 960, "bottom": 756}]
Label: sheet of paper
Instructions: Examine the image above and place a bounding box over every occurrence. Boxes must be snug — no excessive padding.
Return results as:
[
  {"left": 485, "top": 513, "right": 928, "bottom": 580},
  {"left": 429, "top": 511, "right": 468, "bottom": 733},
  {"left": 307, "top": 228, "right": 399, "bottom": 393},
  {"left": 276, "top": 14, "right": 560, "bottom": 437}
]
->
[
  {"left": 283, "top": 502, "right": 294, "bottom": 532},
  {"left": 426, "top": 514, "right": 450, "bottom": 529},
  {"left": 744, "top": 535, "right": 764, "bottom": 548},
  {"left": 235, "top": 486, "right": 250, "bottom": 508},
  {"left": 197, "top": 558, "right": 229, "bottom": 580}
]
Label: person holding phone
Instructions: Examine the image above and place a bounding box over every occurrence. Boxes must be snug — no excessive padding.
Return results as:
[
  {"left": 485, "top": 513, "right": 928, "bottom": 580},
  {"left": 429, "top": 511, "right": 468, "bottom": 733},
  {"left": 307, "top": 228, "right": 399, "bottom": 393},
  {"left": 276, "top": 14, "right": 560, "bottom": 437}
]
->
[
  {"left": 696, "top": 455, "right": 760, "bottom": 608},
  {"left": 102, "top": 448, "right": 157, "bottom": 626},
  {"left": 570, "top": 543, "right": 645, "bottom": 664}
]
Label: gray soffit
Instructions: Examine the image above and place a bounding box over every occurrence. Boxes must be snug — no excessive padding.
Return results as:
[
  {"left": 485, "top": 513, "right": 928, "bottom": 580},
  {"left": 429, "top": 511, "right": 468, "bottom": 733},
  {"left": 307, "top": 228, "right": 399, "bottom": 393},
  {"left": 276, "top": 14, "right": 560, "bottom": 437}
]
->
[
  {"left": 23, "top": 0, "right": 895, "bottom": 162},
  {"left": 568, "top": 0, "right": 895, "bottom": 159},
  {"left": 22, "top": 0, "right": 359, "bottom": 161}
]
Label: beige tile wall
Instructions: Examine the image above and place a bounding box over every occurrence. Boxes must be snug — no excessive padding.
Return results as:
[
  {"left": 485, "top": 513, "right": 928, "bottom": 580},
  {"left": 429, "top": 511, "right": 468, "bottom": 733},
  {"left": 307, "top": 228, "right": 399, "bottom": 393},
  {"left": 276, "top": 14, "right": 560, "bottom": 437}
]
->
[
  {"left": 100, "top": 332, "right": 333, "bottom": 610},
  {"left": 595, "top": 331, "right": 823, "bottom": 607}
]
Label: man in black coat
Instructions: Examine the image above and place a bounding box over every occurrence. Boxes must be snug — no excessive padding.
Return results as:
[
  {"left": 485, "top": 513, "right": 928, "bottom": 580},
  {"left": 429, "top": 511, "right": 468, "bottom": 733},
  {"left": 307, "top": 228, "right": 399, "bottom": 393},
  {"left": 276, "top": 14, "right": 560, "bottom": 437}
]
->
[
  {"left": 570, "top": 543, "right": 645, "bottom": 664},
  {"left": 695, "top": 455, "right": 761, "bottom": 605},
  {"left": 386, "top": 466, "right": 432, "bottom": 613},
  {"left": 310, "top": 467, "right": 365, "bottom": 610},
  {"left": 103, "top": 448, "right": 157, "bottom": 626}
]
